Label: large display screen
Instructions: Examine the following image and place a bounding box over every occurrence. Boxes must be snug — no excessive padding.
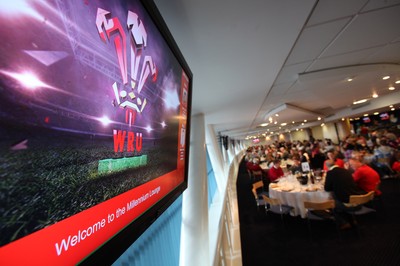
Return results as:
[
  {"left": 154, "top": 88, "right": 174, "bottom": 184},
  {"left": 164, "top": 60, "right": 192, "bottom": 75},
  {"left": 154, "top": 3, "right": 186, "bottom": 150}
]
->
[{"left": 0, "top": 0, "right": 192, "bottom": 264}]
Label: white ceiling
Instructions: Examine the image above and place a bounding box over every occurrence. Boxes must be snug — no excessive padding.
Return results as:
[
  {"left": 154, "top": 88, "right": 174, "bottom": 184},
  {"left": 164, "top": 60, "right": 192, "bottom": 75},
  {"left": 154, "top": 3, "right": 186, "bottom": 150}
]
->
[{"left": 154, "top": 0, "right": 400, "bottom": 140}]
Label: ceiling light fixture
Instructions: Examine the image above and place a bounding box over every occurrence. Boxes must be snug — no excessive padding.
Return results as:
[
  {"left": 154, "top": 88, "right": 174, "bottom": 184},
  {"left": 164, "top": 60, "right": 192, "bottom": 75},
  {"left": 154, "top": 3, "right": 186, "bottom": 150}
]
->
[
  {"left": 317, "top": 117, "right": 321, "bottom": 120},
  {"left": 382, "top": 76, "right": 390, "bottom": 80},
  {"left": 395, "top": 80, "right": 400, "bottom": 84},
  {"left": 347, "top": 78, "right": 353, "bottom": 82},
  {"left": 389, "top": 86, "right": 395, "bottom": 90},
  {"left": 374, "top": 112, "right": 379, "bottom": 115},
  {"left": 372, "top": 93, "right": 378, "bottom": 98},
  {"left": 260, "top": 123, "right": 269, "bottom": 127},
  {"left": 353, "top": 99, "right": 368, "bottom": 105}
]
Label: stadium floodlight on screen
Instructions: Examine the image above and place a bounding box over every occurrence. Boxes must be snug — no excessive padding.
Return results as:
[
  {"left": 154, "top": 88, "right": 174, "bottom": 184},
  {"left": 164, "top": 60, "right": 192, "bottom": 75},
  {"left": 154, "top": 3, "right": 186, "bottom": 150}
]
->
[{"left": 0, "top": 0, "right": 192, "bottom": 264}]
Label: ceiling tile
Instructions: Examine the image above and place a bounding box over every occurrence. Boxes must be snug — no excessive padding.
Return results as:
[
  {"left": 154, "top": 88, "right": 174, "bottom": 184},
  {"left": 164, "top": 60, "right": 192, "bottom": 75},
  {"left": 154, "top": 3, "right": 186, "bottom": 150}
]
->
[
  {"left": 308, "top": 46, "right": 381, "bottom": 71},
  {"left": 307, "top": 0, "right": 367, "bottom": 26},
  {"left": 322, "top": 5, "right": 400, "bottom": 57},
  {"left": 286, "top": 19, "right": 349, "bottom": 65}
]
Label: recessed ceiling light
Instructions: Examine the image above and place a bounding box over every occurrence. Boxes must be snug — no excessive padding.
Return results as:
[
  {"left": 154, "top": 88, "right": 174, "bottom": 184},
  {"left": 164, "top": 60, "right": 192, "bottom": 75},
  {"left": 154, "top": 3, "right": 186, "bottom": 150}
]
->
[
  {"left": 347, "top": 78, "right": 353, "bottom": 82},
  {"left": 260, "top": 123, "right": 269, "bottom": 127},
  {"left": 382, "top": 76, "right": 390, "bottom": 80},
  {"left": 364, "top": 114, "right": 368, "bottom": 117},
  {"left": 304, "top": 119, "right": 307, "bottom": 122},
  {"left": 389, "top": 86, "right": 395, "bottom": 90},
  {"left": 372, "top": 93, "right": 378, "bottom": 98},
  {"left": 321, "top": 123, "right": 325, "bottom": 127},
  {"left": 280, "top": 122, "right": 287, "bottom": 126},
  {"left": 341, "top": 118, "right": 345, "bottom": 121},
  {"left": 317, "top": 117, "right": 321, "bottom": 120},
  {"left": 391, "top": 108, "right": 395, "bottom": 111},
  {"left": 374, "top": 112, "right": 379, "bottom": 115},
  {"left": 395, "top": 80, "right": 400, "bottom": 84},
  {"left": 275, "top": 113, "right": 279, "bottom": 117}
]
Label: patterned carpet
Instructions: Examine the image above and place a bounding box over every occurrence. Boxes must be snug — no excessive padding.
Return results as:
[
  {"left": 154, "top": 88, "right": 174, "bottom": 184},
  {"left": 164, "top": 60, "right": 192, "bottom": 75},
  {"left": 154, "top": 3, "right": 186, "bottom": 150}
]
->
[{"left": 237, "top": 159, "right": 400, "bottom": 266}]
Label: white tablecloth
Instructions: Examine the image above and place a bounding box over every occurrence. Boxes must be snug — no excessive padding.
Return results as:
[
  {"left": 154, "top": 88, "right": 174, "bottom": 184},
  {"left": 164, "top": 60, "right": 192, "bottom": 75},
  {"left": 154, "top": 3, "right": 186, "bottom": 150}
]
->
[{"left": 268, "top": 177, "right": 332, "bottom": 218}]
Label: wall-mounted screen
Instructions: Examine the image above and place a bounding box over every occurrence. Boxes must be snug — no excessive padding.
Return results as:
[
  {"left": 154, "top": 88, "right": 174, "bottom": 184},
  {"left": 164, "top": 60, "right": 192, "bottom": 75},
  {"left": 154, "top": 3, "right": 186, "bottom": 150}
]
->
[
  {"left": 0, "top": 0, "right": 192, "bottom": 264},
  {"left": 380, "top": 112, "right": 389, "bottom": 120},
  {"left": 363, "top": 117, "right": 371, "bottom": 123}
]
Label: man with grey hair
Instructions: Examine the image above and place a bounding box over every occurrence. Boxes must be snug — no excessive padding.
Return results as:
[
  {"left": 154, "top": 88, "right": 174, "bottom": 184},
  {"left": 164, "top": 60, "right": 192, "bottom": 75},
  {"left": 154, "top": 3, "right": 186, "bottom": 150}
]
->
[{"left": 324, "top": 159, "right": 366, "bottom": 229}]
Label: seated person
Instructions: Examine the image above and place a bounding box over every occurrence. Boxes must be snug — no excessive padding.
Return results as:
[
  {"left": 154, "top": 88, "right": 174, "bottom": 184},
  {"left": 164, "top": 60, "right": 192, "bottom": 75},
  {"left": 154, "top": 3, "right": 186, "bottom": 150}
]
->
[
  {"left": 348, "top": 154, "right": 381, "bottom": 196},
  {"left": 268, "top": 159, "right": 284, "bottom": 182},
  {"left": 324, "top": 159, "right": 366, "bottom": 229},
  {"left": 392, "top": 150, "right": 400, "bottom": 174},
  {"left": 288, "top": 155, "right": 302, "bottom": 174},
  {"left": 373, "top": 138, "right": 395, "bottom": 178},
  {"left": 247, "top": 157, "right": 263, "bottom": 172},
  {"left": 323, "top": 149, "right": 344, "bottom": 171}
]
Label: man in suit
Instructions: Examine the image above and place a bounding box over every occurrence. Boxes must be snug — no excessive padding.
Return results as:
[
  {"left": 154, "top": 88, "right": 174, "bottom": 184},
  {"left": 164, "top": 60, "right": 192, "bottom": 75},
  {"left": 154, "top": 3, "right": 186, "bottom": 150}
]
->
[{"left": 324, "top": 159, "right": 366, "bottom": 229}]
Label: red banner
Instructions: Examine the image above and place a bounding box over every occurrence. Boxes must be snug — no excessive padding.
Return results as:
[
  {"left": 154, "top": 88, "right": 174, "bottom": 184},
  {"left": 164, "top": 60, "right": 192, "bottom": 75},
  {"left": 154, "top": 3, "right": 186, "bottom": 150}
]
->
[{"left": 0, "top": 169, "right": 184, "bottom": 265}]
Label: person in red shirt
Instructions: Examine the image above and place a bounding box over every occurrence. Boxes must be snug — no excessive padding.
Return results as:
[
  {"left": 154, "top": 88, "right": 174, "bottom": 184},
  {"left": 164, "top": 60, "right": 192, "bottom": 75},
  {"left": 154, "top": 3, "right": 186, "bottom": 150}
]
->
[
  {"left": 246, "top": 157, "right": 263, "bottom": 172},
  {"left": 268, "top": 159, "right": 284, "bottom": 182},
  {"left": 348, "top": 156, "right": 381, "bottom": 196}
]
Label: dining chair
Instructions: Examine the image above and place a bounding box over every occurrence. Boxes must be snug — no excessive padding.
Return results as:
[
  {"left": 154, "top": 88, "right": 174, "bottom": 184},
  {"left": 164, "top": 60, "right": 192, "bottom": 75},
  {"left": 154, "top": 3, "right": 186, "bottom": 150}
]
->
[
  {"left": 345, "top": 191, "right": 376, "bottom": 215},
  {"left": 252, "top": 180, "right": 267, "bottom": 207},
  {"left": 303, "top": 200, "right": 339, "bottom": 240},
  {"left": 261, "top": 195, "right": 293, "bottom": 226},
  {"left": 344, "top": 191, "right": 375, "bottom": 236}
]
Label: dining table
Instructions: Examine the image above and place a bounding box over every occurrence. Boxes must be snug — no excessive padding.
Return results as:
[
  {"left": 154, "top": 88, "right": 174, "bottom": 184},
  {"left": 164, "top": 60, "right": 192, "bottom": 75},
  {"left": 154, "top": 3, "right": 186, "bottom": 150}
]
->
[{"left": 268, "top": 175, "right": 332, "bottom": 218}]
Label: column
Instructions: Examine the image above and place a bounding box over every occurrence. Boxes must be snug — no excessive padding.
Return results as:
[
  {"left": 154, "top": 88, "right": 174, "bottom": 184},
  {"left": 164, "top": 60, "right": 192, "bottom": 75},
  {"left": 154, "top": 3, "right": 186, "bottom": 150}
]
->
[{"left": 179, "top": 113, "right": 209, "bottom": 266}]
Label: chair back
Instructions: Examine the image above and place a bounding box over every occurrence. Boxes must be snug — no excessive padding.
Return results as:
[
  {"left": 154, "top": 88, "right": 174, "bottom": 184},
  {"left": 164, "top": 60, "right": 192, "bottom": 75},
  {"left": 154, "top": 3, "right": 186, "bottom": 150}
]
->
[
  {"left": 349, "top": 191, "right": 374, "bottom": 206},
  {"left": 304, "top": 200, "right": 335, "bottom": 210},
  {"left": 261, "top": 195, "right": 280, "bottom": 206},
  {"left": 252, "top": 181, "right": 264, "bottom": 199}
]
